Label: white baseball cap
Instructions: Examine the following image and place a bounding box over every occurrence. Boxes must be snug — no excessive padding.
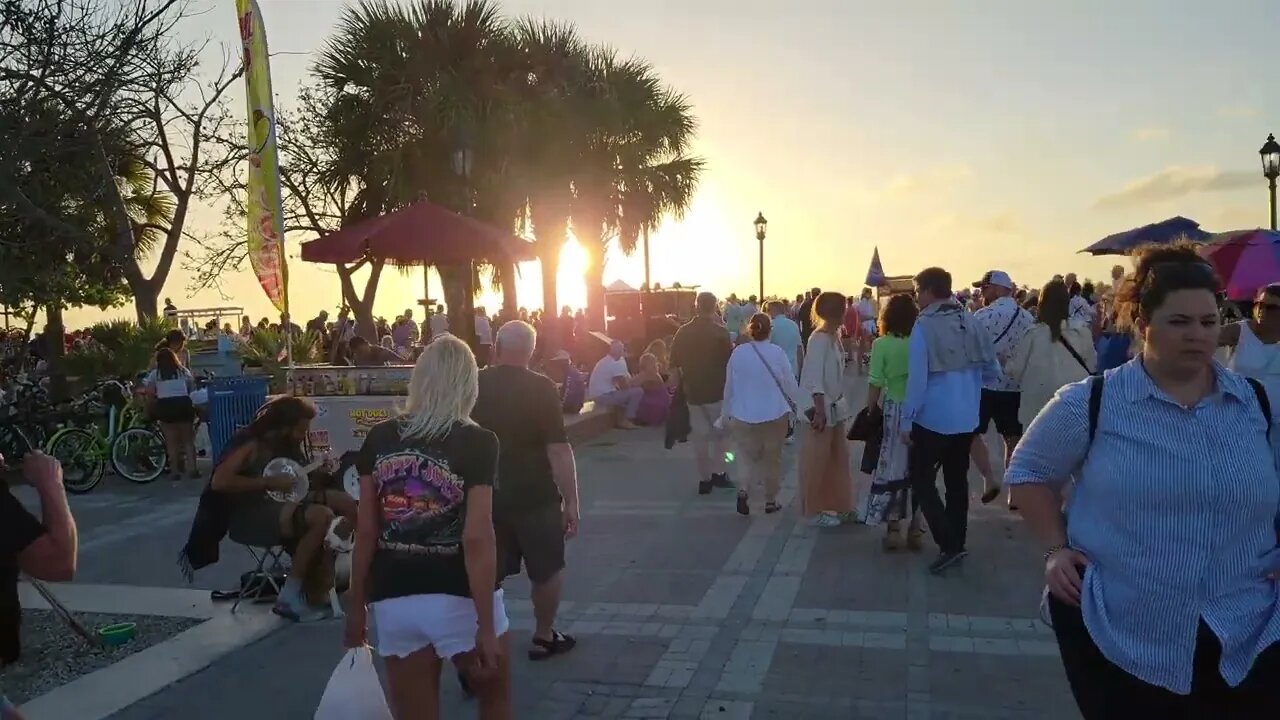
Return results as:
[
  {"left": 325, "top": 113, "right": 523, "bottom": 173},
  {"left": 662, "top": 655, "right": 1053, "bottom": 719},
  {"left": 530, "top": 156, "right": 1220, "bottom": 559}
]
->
[{"left": 972, "top": 270, "right": 1014, "bottom": 290}]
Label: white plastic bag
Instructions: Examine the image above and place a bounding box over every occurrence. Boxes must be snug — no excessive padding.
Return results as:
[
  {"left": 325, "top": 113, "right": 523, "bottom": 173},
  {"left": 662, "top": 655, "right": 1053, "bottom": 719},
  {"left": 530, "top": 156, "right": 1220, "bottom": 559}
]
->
[{"left": 314, "top": 647, "right": 393, "bottom": 720}]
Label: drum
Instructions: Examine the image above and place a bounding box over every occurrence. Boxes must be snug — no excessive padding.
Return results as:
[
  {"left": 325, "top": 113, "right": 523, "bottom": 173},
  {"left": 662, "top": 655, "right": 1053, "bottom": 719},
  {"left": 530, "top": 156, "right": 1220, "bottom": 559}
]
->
[{"left": 263, "top": 457, "right": 310, "bottom": 503}]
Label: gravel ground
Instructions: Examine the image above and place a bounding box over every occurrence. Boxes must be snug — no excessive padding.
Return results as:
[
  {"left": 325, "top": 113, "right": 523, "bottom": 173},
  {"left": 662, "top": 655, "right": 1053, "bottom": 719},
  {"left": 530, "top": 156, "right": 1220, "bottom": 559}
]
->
[{"left": 1, "top": 610, "right": 202, "bottom": 705}]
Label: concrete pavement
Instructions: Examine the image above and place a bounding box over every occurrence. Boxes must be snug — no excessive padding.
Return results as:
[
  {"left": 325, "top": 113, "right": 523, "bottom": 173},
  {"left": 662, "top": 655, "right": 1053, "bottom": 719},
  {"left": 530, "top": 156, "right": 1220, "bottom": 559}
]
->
[{"left": 19, "top": 371, "right": 1079, "bottom": 719}]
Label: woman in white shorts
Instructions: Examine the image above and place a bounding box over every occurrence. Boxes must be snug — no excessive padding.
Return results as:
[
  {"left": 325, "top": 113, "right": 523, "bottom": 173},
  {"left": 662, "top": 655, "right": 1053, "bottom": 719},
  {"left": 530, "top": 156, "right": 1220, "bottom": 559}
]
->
[{"left": 344, "top": 335, "right": 509, "bottom": 719}]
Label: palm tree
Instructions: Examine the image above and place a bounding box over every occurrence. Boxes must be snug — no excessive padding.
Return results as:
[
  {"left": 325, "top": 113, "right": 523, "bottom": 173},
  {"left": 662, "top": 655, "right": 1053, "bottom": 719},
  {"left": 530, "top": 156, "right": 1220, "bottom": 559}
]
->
[
  {"left": 565, "top": 48, "right": 703, "bottom": 330},
  {"left": 304, "top": 1, "right": 702, "bottom": 343},
  {"left": 312, "top": 0, "right": 520, "bottom": 345},
  {"left": 510, "top": 18, "right": 587, "bottom": 349}
]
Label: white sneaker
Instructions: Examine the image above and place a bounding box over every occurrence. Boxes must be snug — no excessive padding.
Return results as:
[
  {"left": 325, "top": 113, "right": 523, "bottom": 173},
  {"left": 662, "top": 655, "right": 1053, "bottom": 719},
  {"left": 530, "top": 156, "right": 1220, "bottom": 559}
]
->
[{"left": 808, "top": 513, "right": 841, "bottom": 528}]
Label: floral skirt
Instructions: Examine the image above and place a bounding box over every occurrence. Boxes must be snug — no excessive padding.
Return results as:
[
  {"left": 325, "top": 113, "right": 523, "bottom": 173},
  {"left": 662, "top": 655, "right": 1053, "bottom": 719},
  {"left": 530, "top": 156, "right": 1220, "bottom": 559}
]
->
[{"left": 860, "top": 398, "right": 912, "bottom": 526}]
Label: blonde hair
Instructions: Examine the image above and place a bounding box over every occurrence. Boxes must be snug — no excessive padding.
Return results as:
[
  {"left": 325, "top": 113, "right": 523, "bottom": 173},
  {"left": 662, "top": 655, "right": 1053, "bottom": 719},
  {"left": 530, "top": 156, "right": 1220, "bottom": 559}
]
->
[
  {"left": 643, "top": 338, "right": 667, "bottom": 364},
  {"left": 398, "top": 334, "right": 478, "bottom": 441}
]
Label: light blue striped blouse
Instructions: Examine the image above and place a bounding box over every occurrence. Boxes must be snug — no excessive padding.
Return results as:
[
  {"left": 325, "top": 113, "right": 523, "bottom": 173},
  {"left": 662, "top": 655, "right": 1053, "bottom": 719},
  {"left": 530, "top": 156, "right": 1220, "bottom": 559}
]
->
[{"left": 1006, "top": 358, "right": 1280, "bottom": 694}]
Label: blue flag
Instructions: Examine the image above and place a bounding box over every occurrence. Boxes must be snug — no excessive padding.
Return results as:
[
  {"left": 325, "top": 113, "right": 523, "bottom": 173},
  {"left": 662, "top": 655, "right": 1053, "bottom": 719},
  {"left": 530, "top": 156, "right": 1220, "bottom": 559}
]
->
[{"left": 865, "top": 247, "right": 886, "bottom": 287}]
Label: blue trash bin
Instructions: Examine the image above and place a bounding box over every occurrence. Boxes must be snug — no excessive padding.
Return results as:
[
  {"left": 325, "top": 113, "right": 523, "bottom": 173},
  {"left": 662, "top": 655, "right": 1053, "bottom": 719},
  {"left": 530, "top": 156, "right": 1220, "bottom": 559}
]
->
[{"left": 207, "top": 376, "right": 269, "bottom": 463}]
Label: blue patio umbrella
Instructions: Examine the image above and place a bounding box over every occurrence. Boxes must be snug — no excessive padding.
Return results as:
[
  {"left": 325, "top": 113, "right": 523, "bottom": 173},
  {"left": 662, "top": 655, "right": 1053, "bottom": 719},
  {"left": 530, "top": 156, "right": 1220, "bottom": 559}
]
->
[{"left": 1080, "top": 216, "right": 1212, "bottom": 256}]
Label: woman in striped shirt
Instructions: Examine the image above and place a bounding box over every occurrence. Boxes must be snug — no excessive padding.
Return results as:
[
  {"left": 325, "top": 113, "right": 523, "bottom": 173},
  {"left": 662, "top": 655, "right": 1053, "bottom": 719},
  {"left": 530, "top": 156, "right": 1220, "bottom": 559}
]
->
[{"left": 1006, "top": 244, "right": 1280, "bottom": 717}]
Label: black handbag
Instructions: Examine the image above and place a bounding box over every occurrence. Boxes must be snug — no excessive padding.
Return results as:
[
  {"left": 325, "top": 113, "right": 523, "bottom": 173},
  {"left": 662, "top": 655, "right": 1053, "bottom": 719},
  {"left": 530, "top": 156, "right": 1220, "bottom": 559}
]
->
[
  {"left": 846, "top": 406, "right": 880, "bottom": 441},
  {"left": 847, "top": 406, "right": 883, "bottom": 474}
]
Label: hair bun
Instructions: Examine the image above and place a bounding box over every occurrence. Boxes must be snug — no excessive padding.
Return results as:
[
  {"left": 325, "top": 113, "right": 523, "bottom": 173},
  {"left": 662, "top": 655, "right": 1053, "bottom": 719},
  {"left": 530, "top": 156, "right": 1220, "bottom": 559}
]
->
[{"left": 747, "top": 312, "right": 772, "bottom": 341}]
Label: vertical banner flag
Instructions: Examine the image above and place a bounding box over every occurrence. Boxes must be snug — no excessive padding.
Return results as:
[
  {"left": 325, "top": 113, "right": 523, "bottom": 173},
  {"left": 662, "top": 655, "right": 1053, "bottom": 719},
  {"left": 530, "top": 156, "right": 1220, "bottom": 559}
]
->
[
  {"left": 236, "top": 0, "right": 288, "bottom": 313},
  {"left": 865, "top": 246, "right": 886, "bottom": 287}
]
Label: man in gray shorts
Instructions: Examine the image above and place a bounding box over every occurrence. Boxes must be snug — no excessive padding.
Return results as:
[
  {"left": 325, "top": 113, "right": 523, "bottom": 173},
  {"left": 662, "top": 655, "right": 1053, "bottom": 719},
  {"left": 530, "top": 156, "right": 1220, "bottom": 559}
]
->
[{"left": 472, "top": 321, "right": 581, "bottom": 660}]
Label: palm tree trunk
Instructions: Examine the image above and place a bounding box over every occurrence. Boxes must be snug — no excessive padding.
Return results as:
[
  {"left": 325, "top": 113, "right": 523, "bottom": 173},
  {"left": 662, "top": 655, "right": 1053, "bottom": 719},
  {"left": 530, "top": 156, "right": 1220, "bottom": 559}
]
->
[
  {"left": 539, "top": 242, "right": 563, "bottom": 354},
  {"left": 438, "top": 263, "right": 477, "bottom": 349},
  {"left": 497, "top": 260, "right": 518, "bottom": 319},
  {"left": 581, "top": 239, "right": 607, "bottom": 332}
]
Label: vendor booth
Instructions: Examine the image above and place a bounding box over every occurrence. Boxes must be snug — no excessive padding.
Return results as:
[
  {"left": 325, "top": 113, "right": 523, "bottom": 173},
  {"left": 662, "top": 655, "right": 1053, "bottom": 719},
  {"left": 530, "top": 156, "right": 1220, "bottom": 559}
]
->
[{"left": 286, "top": 364, "right": 412, "bottom": 456}]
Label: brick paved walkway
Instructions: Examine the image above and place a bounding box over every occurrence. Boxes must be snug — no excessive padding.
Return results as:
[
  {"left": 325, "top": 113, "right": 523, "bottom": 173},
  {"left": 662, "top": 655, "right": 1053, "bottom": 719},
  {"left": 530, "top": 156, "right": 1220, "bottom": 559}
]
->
[{"left": 106, "top": 374, "right": 1079, "bottom": 719}]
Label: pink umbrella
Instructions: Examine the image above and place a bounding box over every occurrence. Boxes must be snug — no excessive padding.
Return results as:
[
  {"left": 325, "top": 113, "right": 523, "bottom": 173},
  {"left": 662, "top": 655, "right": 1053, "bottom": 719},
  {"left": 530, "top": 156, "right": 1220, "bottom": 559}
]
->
[{"left": 1199, "top": 229, "right": 1280, "bottom": 301}]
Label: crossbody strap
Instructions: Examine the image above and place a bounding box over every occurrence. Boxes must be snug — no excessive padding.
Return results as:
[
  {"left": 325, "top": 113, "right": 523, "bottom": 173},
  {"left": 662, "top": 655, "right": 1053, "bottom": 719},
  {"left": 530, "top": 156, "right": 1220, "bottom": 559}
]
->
[
  {"left": 993, "top": 309, "right": 1021, "bottom": 345},
  {"left": 748, "top": 342, "right": 797, "bottom": 413},
  {"left": 1059, "top": 335, "right": 1095, "bottom": 376},
  {"left": 1245, "top": 377, "right": 1273, "bottom": 438}
]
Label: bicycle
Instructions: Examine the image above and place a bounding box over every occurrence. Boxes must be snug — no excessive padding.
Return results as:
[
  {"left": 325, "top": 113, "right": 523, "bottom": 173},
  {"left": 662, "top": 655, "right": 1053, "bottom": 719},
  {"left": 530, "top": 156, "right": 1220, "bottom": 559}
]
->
[
  {"left": 0, "top": 375, "right": 61, "bottom": 466},
  {"left": 44, "top": 380, "right": 168, "bottom": 493}
]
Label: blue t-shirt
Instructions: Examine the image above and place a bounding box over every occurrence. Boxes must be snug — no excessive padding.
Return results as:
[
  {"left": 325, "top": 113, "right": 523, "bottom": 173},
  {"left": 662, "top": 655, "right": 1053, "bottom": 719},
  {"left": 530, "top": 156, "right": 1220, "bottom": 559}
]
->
[{"left": 769, "top": 315, "right": 803, "bottom": 377}]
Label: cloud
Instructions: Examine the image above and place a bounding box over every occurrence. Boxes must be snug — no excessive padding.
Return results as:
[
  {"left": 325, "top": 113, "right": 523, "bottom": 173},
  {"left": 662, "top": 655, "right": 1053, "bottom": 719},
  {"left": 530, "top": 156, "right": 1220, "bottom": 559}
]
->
[
  {"left": 927, "top": 210, "right": 1026, "bottom": 237},
  {"left": 1203, "top": 204, "right": 1268, "bottom": 232},
  {"left": 1093, "top": 165, "right": 1256, "bottom": 211},
  {"left": 853, "top": 163, "right": 973, "bottom": 203},
  {"left": 1131, "top": 126, "right": 1171, "bottom": 143},
  {"left": 1217, "top": 104, "right": 1258, "bottom": 119}
]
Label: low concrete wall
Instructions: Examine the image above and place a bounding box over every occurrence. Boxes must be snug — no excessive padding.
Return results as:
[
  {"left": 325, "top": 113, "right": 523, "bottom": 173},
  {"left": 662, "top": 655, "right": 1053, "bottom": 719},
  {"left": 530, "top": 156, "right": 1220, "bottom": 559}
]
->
[{"left": 564, "top": 401, "right": 615, "bottom": 445}]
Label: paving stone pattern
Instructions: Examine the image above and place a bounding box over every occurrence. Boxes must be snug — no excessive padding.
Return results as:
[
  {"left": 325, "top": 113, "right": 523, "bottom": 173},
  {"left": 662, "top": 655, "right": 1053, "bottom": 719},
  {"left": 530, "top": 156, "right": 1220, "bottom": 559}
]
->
[{"left": 105, "top": 375, "right": 1081, "bottom": 719}]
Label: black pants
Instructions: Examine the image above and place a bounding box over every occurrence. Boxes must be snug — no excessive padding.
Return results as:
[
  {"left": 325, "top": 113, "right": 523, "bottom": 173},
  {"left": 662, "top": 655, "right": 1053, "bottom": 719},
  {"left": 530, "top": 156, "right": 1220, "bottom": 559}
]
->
[
  {"left": 907, "top": 423, "right": 972, "bottom": 553},
  {"left": 1049, "top": 595, "right": 1280, "bottom": 718}
]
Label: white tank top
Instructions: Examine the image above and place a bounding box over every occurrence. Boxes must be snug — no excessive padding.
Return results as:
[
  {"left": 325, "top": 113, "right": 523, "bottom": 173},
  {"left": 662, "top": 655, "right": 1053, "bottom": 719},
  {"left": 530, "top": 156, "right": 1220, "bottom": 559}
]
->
[{"left": 1227, "top": 322, "right": 1280, "bottom": 419}]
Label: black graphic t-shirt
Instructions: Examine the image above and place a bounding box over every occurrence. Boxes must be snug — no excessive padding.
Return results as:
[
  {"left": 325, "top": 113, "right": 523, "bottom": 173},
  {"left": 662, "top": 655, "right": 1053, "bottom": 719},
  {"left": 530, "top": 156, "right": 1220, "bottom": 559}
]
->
[{"left": 356, "top": 419, "right": 499, "bottom": 602}]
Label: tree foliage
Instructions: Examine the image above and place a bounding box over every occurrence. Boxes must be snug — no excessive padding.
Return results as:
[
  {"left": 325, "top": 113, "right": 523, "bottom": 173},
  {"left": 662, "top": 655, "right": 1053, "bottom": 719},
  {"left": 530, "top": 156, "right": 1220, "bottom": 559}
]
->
[
  {"left": 0, "top": 0, "right": 238, "bottom": 322},
  {"left": 190, "top": 0, "right": 705, "bottom": 347}
]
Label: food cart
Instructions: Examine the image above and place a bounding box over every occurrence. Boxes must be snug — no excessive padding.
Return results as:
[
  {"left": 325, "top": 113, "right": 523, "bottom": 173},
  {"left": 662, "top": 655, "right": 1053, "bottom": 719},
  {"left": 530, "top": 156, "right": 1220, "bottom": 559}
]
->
[{"left": 288, "top": 364, "right": 412, "bottom": 456}]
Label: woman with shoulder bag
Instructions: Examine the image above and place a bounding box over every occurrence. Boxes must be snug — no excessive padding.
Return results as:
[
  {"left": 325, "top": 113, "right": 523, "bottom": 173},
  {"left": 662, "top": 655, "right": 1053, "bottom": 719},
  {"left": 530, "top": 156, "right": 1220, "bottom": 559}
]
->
[
  {"left": 718, "top": 313, "right": 801, "bottom": 516},
  {"left": 799, "top": 292, "right": 855, "bottom": 527},
  {"left": 1004, "top": 280, "right": 1097, "bottom": 429},
  {"left": 1006, "top": 245, "right": 1280, "bottom": 718}
]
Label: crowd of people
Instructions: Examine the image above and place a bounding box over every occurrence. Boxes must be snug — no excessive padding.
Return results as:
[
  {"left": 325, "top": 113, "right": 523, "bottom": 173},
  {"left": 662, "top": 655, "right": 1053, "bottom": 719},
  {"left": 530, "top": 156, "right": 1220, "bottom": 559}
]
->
[{"left": 8, "top": 243, "right": 1280, "bottom": 718}]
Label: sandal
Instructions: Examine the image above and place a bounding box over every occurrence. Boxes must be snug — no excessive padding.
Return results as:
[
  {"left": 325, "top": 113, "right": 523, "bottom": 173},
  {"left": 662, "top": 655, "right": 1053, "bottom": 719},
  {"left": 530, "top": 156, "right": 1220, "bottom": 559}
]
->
[
  {"left": 529, "top": 630, "right": 577, "bottom": 661},
  {"left": 764, "top": 501, "right": 781, "bottom": 514}
]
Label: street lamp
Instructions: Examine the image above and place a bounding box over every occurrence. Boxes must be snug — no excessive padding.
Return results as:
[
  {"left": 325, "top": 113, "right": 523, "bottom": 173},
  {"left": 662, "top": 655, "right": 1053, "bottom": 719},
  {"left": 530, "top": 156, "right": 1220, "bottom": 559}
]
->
[
  {"left": 1260, "top": 133, "right": 1280, "bottom": 230},
  {"left": 754, "top": 212, "right": 767, "bottom": 300}
]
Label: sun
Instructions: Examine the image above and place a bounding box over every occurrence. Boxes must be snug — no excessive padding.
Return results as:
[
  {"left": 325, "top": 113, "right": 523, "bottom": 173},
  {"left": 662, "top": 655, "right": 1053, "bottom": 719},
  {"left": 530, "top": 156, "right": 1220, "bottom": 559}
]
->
[{"left": 555, "top": 237, "right": 590, "bottom": 312}]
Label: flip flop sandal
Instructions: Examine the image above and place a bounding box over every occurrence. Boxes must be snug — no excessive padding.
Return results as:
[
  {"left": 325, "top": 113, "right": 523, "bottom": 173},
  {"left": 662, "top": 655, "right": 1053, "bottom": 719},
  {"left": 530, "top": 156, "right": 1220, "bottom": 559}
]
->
[{"left": 529, "top": 630, "right": 577, "bottom": 661}]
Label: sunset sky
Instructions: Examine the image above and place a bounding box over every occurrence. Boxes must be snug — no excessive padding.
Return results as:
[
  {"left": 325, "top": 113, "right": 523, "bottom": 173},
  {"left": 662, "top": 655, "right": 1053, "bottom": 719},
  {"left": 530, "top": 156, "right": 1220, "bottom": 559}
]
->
[{"left": 65, "top": 0, "right": 1280, "bottom": 328}]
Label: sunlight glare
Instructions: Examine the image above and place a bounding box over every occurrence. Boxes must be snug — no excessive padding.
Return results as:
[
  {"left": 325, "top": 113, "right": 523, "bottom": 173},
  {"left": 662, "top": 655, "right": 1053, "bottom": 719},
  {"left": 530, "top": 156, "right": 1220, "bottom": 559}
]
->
[{"left": 556, "top": 237, "right": 590, "bottom": 312}]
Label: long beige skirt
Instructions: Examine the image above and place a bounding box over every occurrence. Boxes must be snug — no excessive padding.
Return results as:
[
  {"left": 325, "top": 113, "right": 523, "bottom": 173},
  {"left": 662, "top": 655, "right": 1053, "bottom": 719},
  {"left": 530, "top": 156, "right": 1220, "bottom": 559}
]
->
[{"left": 798, "top": 420, "right": 854, "bottom": 517}]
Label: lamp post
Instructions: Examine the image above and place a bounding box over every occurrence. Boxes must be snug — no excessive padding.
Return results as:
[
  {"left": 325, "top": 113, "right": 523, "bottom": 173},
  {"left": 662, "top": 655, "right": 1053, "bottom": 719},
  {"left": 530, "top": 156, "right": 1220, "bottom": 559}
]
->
[
  {"left": 452, "top": 130, "right": 478, "bottom": 349},
  {"left": 754, "top": 212, "right": 768, "bottom": 300},
  {"left": 1260, "top": 133, "right": 1280, "bottom": 231}
]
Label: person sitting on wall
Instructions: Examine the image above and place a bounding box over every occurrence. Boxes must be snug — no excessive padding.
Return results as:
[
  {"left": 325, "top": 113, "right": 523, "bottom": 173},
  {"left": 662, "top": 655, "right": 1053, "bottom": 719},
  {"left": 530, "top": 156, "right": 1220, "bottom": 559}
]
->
[
  {"left": 586, "top": 341, "right": 643, "bottom": 429},
  {"left": 349, "top": 336, "right": 403, "bottom": 366},
  {"left": 543, "top": 350, "right": 586, "bottom": 414}
]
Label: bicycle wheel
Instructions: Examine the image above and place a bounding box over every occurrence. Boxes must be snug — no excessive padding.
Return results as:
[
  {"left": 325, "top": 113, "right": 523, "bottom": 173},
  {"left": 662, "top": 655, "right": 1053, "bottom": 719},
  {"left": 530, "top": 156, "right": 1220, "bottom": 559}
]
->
[
  {"left": 0, "top": 423, "right": 34, "bottom": 463},
  {"left": 47, "top": 428, "right": 106, "bottom": 493},
  {"left": 110, "top": 427, "right": 167, "bottom": 484}
]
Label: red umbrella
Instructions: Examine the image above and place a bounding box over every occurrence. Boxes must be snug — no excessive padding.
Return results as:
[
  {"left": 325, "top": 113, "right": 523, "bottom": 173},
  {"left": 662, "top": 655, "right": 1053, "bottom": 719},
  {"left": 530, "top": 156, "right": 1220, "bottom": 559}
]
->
[
  {"left": 300, "top": 199, "right": 536, "bottom": 265},
  {"left": 1199, "top": 229, "right": 1280, "bottom": 301}
]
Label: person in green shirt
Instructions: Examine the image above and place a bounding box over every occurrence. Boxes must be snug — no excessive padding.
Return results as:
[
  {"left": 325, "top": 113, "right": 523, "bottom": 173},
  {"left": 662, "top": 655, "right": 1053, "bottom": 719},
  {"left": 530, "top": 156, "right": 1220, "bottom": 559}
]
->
[{"left": 862, "top": 294, "right": 924, "bottom": 550}]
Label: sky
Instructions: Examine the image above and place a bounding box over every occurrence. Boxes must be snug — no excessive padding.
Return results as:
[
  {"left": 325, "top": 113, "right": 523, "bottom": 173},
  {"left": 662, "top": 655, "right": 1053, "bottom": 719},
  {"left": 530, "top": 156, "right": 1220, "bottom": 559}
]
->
[{"left": 64, "top": 0, "right": 1280, "bottom": 328}]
